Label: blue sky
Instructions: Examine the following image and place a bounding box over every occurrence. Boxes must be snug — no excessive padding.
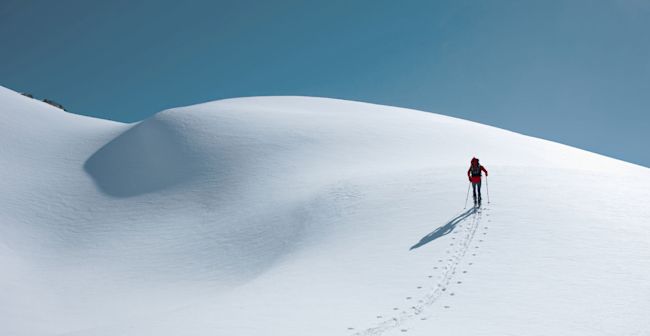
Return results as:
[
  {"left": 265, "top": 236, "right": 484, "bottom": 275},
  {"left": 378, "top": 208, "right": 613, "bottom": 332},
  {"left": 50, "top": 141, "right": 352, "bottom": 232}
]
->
[{"left": 1, "top": 0, "right": 648, "bottom": 167}]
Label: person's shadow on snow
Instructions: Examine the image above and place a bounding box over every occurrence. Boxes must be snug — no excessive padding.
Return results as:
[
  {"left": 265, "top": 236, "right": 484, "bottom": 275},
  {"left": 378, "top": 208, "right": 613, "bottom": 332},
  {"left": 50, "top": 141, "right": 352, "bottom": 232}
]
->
[{"left": 410, "top": 207, "right": 477, "bottom": 250}]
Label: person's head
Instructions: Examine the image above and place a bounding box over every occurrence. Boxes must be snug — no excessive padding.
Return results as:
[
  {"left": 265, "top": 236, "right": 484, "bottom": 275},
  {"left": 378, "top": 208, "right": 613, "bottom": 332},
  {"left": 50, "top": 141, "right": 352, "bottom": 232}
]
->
[{"left": 471, "top": 157, "right": 479, "bottom": 166}]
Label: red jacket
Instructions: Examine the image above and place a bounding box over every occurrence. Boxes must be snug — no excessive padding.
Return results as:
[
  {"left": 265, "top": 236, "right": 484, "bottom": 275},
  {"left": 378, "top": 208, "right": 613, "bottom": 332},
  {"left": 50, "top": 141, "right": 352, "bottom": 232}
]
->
[{"left": 467, "top": 165, "right": 488, "bottom": 184}]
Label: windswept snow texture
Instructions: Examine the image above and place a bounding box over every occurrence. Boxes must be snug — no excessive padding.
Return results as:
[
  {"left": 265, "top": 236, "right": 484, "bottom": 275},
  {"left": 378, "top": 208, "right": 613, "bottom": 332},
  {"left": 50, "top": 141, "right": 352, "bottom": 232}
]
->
[{"left": 1, "top": 86, "right": 649, "bottom": 336}]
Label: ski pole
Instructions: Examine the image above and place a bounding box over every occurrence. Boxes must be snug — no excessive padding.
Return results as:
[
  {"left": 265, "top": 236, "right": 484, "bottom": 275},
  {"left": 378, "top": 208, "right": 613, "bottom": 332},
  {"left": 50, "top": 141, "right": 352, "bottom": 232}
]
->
[
  {"left": 464, "top": 182, "right": 471, "bottom": 208},
  {"left": 486, "top": 176, "right": 490, "bottom": 204}
]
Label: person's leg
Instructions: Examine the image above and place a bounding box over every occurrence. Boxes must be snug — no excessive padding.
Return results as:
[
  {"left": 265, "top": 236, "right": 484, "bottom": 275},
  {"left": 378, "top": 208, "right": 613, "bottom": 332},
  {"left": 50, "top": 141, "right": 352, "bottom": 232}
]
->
[
  {"left": 472, "top": 183, "right": 477, "bottom": 202},
  {"left": 477, "top": 181, "right": 482, "bottom": 202}
]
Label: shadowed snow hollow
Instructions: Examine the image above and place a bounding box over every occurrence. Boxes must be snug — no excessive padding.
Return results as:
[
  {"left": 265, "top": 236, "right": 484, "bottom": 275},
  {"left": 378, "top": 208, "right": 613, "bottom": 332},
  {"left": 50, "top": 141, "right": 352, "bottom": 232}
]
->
[{"left": 1, "top": 86, "right": 648, "bottom": 336}]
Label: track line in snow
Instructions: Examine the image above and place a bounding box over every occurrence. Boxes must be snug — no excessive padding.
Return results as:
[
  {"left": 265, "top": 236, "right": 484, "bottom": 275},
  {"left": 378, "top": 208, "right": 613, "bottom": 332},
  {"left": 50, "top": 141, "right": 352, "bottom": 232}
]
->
[{"left": 351, "top": 206, "right": 488, "bottom": 335}]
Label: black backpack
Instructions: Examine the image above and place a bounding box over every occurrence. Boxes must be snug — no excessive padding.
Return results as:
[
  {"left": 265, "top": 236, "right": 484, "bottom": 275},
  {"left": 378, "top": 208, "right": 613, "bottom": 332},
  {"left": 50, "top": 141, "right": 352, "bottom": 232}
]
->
[{"left": 470, "top": 164, "right": 482, "bottom": 177}]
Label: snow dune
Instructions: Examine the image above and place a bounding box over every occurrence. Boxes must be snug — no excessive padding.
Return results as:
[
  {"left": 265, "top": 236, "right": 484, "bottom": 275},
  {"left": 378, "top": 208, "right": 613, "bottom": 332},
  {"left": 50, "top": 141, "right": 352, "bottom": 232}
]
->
[{"left": 1, "top": 86, "right": 648, "bottom": 336}]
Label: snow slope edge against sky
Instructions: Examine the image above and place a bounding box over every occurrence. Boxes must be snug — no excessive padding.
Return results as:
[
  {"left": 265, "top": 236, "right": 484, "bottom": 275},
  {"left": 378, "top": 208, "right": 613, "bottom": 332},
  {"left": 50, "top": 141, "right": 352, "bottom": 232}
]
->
[{"left": 1, "top": 84, "right": 645, "bottom": 172}]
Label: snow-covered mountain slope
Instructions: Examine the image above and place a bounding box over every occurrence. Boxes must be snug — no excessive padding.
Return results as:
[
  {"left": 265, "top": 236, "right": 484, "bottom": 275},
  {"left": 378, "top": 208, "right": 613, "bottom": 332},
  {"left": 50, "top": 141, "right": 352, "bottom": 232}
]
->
[{"left": 1, "top": 85, "right": 649, "bottom": 336}]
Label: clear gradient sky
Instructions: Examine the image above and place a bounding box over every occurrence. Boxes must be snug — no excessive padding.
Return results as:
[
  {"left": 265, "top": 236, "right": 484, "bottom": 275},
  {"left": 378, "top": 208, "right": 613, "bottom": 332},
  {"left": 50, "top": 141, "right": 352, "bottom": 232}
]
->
[{"left": 1, "top": 0, "right": 648, "bottom": 167}]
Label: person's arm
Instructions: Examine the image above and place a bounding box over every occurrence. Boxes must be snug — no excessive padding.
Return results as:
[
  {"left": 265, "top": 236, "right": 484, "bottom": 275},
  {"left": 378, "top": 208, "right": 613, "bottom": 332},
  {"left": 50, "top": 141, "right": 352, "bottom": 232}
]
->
[
  {"left": 467, "top": 167, "right": 472, "bottom": 181},
  {"left": 481, "top": 166, "right": 488, "bottom": 176}
]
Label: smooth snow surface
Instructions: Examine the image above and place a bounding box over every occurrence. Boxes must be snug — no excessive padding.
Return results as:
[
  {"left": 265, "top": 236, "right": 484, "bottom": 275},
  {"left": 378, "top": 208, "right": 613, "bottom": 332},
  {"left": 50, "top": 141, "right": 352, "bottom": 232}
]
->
[{"left": 1, "top": 86, "right": 649, "bottom": 336}]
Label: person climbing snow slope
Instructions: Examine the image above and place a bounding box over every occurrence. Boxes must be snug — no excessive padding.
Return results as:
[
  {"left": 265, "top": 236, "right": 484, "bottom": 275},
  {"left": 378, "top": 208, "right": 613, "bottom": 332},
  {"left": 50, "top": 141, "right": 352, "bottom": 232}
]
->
[{"left": 467, "top": 157, "right": 488, "bottom": 206}]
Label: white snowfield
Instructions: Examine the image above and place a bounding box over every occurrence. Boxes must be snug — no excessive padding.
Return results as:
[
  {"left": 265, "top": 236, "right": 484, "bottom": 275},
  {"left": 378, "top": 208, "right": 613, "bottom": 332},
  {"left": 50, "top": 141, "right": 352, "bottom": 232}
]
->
[{"left": 1, "top": 85, "right": 649, "bottom": 336}]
